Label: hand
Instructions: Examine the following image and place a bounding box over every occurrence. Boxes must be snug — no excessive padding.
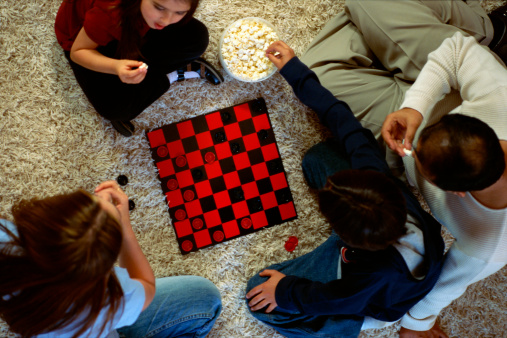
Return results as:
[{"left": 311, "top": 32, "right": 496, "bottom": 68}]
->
[
  {"left": 266, "top": 41, "right": 296, "bottom": 70},
  {"left": 381, "top": 108, "right": 423, "bottom": 157},
  {"left": 399, "top": 322, "right": 448, "bottom": 338},
  {"left": 94, "top": 180, "right": 130, "bottom": 226},
  {"left": 116, "top": 60, "right": 147, "bottom": 84},
  {"left": 246, "top": 269, "right": 286, "bottom": 313}
]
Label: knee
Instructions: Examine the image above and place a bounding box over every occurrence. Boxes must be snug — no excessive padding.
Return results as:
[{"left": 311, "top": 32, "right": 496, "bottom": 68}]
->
[{"left": 192, "top": 276, "right": 222, "bottom": 315}]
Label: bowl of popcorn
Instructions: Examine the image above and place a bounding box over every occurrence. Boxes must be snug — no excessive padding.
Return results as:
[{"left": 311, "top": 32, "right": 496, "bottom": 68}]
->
[{"left": 219, "top": 17, "right": 279, "bottom": 82}]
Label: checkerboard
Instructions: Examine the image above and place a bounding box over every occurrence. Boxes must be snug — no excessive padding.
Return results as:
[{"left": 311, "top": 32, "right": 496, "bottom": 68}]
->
[{"left": 146, "top": 98, "right": 297, "bottom": 254}]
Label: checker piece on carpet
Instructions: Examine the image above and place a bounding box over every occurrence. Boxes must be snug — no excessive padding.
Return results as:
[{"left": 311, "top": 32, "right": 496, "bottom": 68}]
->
[{"left": 146, "top": 98, "right": 298, "bottom": 254}]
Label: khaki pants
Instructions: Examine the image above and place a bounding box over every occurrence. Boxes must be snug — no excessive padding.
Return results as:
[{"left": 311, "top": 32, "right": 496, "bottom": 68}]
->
[{"left": 301, "top": 0, "right": 493, "bottom": 140}]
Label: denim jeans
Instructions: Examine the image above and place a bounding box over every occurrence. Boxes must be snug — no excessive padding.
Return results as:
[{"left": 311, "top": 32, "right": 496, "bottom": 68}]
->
[
  {"left": 118, "top": 276, "right": 221, "bottom": 338},
  {"left": 246, "top": 233, "right": 363, "bottom": 338},
  {"left": 301, "top": 139, "right": 350, "bottom": 190}
]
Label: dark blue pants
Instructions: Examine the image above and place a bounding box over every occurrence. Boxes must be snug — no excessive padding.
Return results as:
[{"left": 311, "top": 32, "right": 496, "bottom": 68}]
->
[{"left": 64, "top": 18, "right": 208, "bottom": 122}]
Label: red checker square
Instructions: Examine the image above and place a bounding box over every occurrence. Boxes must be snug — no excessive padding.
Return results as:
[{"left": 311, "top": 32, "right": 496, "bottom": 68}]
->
[
  {"left": 279, "top": 202, "right": 297, "bottom": 220},
  {"left": 252, "top": 162, "right": 269, "bottom": 180},
  {"left": 223, "top": 171, "right": 241, "bottom": 189},
  {"left": 270, "top": 172, "right": 288, "bottom": 191},
  {"left": 234, "top": 103, "right": 252, "bottom": 121},
  {"left": 174, "top": 219, "right": 193, "bottom": 238},
  {"left": 222, "top": 220, "right": 240, "bottom": 238},
  {"left": 261, "top": 191, "right": 278, "bottom": 210},
  {"left": 185, "top": 199, "right": 203, "bottom": 218},
  {"left": 253, "top": 114, "right": 271, "bottom": 131},
  {"left": 214, "top": 142, "right": 232, "bottom": 160},
  {"left": 251, "top": 211, "right": 269, "bottom": 230},
  {"left": 224, "top": 123, "right": 242, "bottom": 141},
  {"left": 242, "top": 133, "right": 261, "bottom": 151},
  {"left": 203, "top": 210, "right": 221, "bottom": 228},
  {"left": 242, "top": 181, "right": 259, "bottom": 199},
  {"left": 194, "top": 180, "right": 213, "bottom": 198},
  {"left": 196, "top": 132, "right": 214, "bottom": 149},
  {"left": 214, "top": 190, "right": 231, "bottom": 209},
  {"left": 167, "top": 140, "right": 185, "bottom": 158},
  {"left": 193, "top": 229, "right": 212, "bottom": 248},
  {"left": 147, "top": 129, "right": 166, "bottom": 148},
  {"left": 232, "top": 201, "right": 249, "bottom": 219},
  {"left": 165, "top": 190, "right": 183, "bottom": 208},
  {"left": 262, "top": 143, "right": 280, "bottom": 162},
  {"left": 177, "top": 120, "right": 195, "bottom": 139},
  {"left": 175, "top": 170, "right": 193, "bottom": 188},
  {"left": 157, "top": 159, "right": 175, "bottom": 178},
  {"left": 204, "top": 160, "right": 222, "bottom": 179},
  {"left": 205, "top": 112, "right": 223, "bottom": 130},
  {"left": 233, "top": 152, "right": 250, "bottom": 170},
  {"left": 186, "top": 150, "right": 204, "bottom": 168}
]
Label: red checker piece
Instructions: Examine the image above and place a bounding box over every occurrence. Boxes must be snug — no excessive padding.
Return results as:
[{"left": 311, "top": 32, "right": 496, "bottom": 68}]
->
[
  {"left": 205, "top": 152, "right": 216, "bottom": 164},
  {"left": 167, "top": 179, "right": 178, "bottom": 191},
  {"left": 176, "top": 155, "right": 187, "bottom": 167},
  {"left": 192, "top": 218, "right": 204, "bottom": 230},
  {"left": 240, "top": 217, "right": 252, "bottom": 229},
  {"left": 181, "top": 240, "right": 193, "bottom": 252},
  {"left": 157, "top": 145, "right": 169, "bottom": 158},
  {"left": 213, "top": 230, "right": 225, "bottom": 242},
  {"left": 284, "top": 236, "right": 299, "bottom": 252},
  {"left": 183, "top": 189, "right": 195, "bottom": 201},
  {"left": 175, "top": 209, "right": 187, "bottom": 221}
]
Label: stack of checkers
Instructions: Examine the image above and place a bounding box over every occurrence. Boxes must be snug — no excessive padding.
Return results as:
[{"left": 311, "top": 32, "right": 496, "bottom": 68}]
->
[{"left": 146, "top": 98, "right": 298, "bottom": 254}]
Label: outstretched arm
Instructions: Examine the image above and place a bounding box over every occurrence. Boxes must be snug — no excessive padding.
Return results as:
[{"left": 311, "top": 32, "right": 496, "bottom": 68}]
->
[{"left": 267, "top": 41, "right": 390, "bottom": 174}]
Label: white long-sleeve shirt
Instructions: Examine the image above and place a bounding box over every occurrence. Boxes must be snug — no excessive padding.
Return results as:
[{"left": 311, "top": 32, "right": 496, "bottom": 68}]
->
[{"left": 399, "top": 32, "right": 507, "bottom": 331}]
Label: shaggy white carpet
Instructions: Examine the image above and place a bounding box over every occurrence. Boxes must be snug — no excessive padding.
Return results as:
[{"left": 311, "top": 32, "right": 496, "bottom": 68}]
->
[{"left": 0, "top": 0, "right": 506, "bottom": 337}]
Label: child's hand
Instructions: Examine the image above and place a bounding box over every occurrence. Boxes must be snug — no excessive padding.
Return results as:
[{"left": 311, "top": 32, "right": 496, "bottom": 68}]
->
[
  {"left": 116, "top": 60, "right": 148, "bottom": 84},
  {"left": 94, "top": 180, "right": 131, "bottom": 226},
  {"left": 246, "top": 269, "right": 286, "bottom": 313},
  {"left": 266, "top": 41, "right": 296, "bottom": 70}
]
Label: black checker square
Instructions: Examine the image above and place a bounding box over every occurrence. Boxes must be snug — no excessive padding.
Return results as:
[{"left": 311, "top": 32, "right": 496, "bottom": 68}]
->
[
  {"left": 182, "top": 136, "right": 199, "bottom": 153},
  {"left": 212, "top": 127, "right": 227, "bottom": 144},
  {"left": 267, "top": 158, "right": 284, "bottom": 175},
  {"left": 238, "top": 119, "right": 256, "bottom": 136},
  {"left": 219, "top": 157, "right": 236, "bottom": 175},
  {"left": 247, "top": 148, "right": 264, "bottom": 166},
  {"left": 199, "top": 195, "right": 217, "bottom": 213},
  {"left": 191, "top": 166, "right": 207, "bottom": 182},
  {"left": 238, "top": 167, "right": 255, "bottom": 185},
  {"left": 275, "top": 187, "right": 293, "bottom": 204},
  {"left": 264, "top": 207, "right": 283, "bottom": 224},
  {"left": 162, "top": 123, "right": 180, "bottom": 143},
  {"left": 145, "top": 98, "right": 298, "bottom": 254},
  {"left": 246, "top": 197, "right": 263, "bottom": 213},
  {"left": 191, "top": 115, "right": 209, "bottom": 134},
  {"left": 229, "top": 186, "right": 245, "bottom": 203},
  {"left": 249, "top": 97, "right": 266, "bottom": 115},
  {"left": 218, "top": 206, "right": 235, "bottom": 223},
  {"left": 221, "top": 108, "right": 237, "bottom": 125},
  {"left": 209, "top": 176, "right": 227, "bottom": 193},
  {"left": 257, "top": 177, "right": 273, "bottom": 195}
]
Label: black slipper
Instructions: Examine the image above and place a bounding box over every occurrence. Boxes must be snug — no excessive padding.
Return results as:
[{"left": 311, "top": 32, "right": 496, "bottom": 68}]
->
[
  {"left": 177, "top": 58, "right": 224, "bottom": 85},
  {"left": 111, "top": 120, "right": 134, "bottom": 137}
]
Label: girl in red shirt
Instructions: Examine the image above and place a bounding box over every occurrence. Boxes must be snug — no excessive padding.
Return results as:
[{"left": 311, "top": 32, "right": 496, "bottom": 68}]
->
[{"left": 55, "top": 0, "right": 223, "bottom": 137}]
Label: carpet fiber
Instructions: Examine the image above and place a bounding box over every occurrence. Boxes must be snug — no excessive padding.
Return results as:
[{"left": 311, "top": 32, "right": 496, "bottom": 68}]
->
[{"left": 0, "top": 0, "right": 506, "bottom": 337}]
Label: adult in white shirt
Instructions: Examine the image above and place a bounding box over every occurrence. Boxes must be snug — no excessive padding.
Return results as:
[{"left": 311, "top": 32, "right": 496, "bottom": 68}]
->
[{"left": 301, "top": 0, "right": 507, "bottom": 337}]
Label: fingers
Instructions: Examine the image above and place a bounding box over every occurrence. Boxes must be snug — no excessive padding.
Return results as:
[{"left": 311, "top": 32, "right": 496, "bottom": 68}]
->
[
  {"left": 265, "top": 41, "right": 295, "bottom": 70},
  {"left": 258, "top": 269, "right": 274, "bottom": 277},
  {"left": 94, "top": 180, "right": 122, "bottom": 193}
]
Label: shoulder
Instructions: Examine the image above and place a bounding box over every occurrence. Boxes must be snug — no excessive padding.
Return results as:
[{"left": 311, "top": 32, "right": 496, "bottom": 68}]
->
[{"left": 83, "top": 0, "right": 123, "bottom": 45}]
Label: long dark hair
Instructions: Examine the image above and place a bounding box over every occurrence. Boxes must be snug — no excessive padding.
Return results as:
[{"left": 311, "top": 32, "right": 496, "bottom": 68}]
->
[
  {"left": 117, "top": 0, "right": 200, "bottom": 59},
  {"left": 0, "top": 190, "right": 124, "bottom": 337}
]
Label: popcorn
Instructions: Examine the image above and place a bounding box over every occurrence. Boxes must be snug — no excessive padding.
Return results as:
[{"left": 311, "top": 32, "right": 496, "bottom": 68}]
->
[{"left": 220, "top": 18, "right": 279, "bottom": 81}]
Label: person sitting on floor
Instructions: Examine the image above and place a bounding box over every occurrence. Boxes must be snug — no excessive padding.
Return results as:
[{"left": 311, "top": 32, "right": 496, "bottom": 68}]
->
[{"left": 245, "top": 41, "right": 445, "bottom": 338}]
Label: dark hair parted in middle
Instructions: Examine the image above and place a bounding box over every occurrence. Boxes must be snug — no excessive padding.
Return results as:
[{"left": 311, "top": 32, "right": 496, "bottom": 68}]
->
[
  {"left": 416, "top": 114, "right": 505, "bottom": 192},
  {"left": 318, "top": 170, "right": 407, "bottom": 251}
]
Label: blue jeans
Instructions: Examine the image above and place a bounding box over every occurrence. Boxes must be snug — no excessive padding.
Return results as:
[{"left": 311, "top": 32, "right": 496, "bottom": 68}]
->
[
  {"left": 246, "top": 233, "right": 363, "bottom": 338},
  {"left": 118, "top": 276, "right": 221, "bottom": 338}
]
